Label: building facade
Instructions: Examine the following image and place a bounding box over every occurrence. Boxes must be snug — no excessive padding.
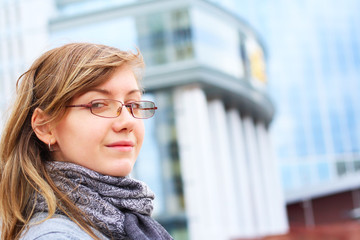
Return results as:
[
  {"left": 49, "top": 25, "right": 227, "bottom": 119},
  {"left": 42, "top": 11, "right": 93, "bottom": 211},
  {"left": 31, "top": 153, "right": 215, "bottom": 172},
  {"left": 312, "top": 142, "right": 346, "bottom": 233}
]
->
[
  {"left": 0, "top": 0, "right": 289, "bottom": 239},
  {"left": 0, "top": 0, "right": 55, "bottom": 127},
  {"left": 209, "top": 0, "right": 360, "bottom": 227}
]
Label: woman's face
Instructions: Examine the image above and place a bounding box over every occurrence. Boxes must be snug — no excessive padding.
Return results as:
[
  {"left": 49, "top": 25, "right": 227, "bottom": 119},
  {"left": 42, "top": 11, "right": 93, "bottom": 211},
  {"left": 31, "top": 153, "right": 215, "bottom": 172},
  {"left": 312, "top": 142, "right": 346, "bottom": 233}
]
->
[{"left": 52, "top": 65, "right": 145, "bottom": 176}]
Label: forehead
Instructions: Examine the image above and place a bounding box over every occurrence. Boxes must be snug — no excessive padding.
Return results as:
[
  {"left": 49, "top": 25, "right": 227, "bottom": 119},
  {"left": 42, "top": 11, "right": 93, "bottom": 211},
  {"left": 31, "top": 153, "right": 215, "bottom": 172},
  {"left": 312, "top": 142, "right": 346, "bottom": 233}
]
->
[
  {"left": 84, "top": 88, "right": 142, "bottom": 98},
  {"left": 80, "top": 65, "right": 142, "bottom": 99},
  {"left": 103, "top": 64, "right": 138, "bottom": 87}
]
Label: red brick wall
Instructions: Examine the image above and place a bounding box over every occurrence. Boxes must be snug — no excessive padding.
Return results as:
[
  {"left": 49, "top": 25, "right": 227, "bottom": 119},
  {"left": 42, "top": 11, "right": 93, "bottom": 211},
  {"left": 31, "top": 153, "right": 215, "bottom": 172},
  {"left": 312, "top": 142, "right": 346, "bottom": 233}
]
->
[
  {"left": 235, "top": 222, "right": 360, "bottom": 240},
  {"left": 287, "top": 190, "right": 358, "bottom": 227},
  {"left": 312, "top": 191, "right": 354, "bottom": 224},
  {"left": 235, "top": 190, "right": 360, "bottom": 240}
]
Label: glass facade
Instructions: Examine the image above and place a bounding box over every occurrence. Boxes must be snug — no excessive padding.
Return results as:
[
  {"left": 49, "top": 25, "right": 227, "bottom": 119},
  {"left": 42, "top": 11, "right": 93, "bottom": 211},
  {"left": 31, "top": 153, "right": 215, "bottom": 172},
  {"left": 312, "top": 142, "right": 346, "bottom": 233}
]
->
[
  {"left": 51, "top": 17, "right": 138, "bottom": 50},
  {"left": 55, "top": 0, "right": 137, "bottom": 17},
  {"left": 50, "top": 2, "right": 260, "bottom": 84},
  {"left": 136, "top": 8, "right": 194, "bottom": 66},
  {"left": 135, "top": 92, "right": 187, "bottom": 238},
  {"left": 209, "top": 0, "right": 360, "bottom": 198},
  {"left": 191, "top": 7, "right": 245, "bottom": 79}
]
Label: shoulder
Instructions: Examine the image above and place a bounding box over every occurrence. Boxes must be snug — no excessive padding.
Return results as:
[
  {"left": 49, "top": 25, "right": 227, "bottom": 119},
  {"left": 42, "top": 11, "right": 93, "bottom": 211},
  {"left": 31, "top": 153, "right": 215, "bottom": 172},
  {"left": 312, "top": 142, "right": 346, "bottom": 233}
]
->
[{"left": 20, "top": 212, "right": 108, "bottom": 240}]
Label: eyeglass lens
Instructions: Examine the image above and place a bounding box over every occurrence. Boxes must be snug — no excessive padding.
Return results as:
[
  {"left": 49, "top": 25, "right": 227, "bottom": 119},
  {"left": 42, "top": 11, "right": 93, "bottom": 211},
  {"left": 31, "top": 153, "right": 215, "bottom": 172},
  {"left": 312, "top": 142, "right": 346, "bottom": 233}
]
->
[{"left": 90, "top": 99, "right": 155, "bottom": 119}]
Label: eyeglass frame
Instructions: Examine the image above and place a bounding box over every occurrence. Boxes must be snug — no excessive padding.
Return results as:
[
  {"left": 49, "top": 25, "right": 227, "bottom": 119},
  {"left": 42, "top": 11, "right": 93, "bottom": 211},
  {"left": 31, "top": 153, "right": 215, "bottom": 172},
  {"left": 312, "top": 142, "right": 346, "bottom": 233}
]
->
[{"left": 66, "top": 99, "right": 158, "bottom": 119}]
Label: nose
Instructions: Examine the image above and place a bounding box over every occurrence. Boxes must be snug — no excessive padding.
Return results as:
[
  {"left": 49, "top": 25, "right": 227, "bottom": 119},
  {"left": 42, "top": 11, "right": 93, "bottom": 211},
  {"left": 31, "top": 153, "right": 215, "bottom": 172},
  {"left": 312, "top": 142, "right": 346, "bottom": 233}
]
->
[
  {"left": 117, "top": 105, "right": 133, "bottom": 116},
  {"left": 116, "top": 105, "right": 133, "bottom": 117},
  {"left": 112, "top": 105, "right": 137, "bottom": 132}
]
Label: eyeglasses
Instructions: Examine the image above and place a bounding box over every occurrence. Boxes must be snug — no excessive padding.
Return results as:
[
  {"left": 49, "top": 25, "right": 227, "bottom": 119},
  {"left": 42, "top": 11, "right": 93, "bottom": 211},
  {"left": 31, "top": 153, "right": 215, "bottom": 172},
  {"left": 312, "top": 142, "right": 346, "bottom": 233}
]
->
[{"left": 66, "top": 99, "right": 157, "bottom": 119}]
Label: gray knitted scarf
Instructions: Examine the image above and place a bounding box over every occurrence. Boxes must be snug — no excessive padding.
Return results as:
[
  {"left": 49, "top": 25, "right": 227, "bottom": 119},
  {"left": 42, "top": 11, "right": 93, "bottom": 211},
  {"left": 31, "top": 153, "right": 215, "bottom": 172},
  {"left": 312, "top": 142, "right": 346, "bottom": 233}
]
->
[{"left": 33, "top": 161, "right": 173, "bottom": 240}]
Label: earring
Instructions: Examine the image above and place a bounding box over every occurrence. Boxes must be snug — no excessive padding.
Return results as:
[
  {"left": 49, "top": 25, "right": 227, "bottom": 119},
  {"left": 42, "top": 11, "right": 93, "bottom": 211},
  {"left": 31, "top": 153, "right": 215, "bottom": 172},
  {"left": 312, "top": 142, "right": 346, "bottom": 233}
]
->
[{"left": 48, "top": 140, "right": 53, "bottom": 152}]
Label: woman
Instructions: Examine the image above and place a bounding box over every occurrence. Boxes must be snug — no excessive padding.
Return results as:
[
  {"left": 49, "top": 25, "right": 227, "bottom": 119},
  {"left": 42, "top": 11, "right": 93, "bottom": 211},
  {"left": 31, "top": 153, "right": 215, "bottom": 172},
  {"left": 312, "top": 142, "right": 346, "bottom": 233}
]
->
[{"left": 0, "top": 43, "right": 173, "bottom": 240}]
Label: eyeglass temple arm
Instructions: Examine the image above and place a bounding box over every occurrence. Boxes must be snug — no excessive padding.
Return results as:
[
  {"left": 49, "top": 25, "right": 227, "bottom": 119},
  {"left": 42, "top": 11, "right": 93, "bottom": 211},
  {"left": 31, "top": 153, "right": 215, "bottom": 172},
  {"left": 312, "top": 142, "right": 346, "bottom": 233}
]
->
[
  {"left": 140, "top": 107, "right": 158, "bottom": 110},
  {"left": 66, "top": 104, "right": 92, "bottom": 108}
]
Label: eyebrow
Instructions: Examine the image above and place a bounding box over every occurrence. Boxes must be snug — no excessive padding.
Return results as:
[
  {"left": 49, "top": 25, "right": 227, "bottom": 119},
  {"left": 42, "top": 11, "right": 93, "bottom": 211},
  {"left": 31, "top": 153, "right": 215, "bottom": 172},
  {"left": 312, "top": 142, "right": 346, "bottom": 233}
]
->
[
  {"left": 88, "top": 89, "right": 111, "bottom": 95},
  {"left": 87, "top": 88, "right": 143, "bottom": 96},
  {"left": 127, "top": 89, "right": 143, "bottom": 96}
]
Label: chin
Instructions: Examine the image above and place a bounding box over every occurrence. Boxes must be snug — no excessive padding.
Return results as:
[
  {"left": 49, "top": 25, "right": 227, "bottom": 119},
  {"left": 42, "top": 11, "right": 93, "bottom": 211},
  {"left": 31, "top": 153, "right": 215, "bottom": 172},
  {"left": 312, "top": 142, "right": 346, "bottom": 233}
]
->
[{"left": 104, "top": 160, "right": 134, "bottom": 177}]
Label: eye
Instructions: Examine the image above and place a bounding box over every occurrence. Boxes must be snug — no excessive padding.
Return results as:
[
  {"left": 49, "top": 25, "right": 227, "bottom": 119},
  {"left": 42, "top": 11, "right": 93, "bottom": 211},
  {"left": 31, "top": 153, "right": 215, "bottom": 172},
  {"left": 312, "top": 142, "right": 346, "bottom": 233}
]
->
[
  {"left": 130, "top": 102, "right": 141, "bottom": 109},
  {"left": 91, "top": 100, "right": 108, "bottom": 109}
]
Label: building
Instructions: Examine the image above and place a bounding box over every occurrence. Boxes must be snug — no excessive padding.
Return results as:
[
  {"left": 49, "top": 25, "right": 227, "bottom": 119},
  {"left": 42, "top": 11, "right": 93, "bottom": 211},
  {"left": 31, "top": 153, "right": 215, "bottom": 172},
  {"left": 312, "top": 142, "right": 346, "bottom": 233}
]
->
[
  {"left": 0, "top": 0, "right": 289, "bottom": 239},
  {"left": 209, "top": 0, "right": 360, "bottom": 228},
  {"left": 0, "top": 0, "right": 55, "bottom": 126}
]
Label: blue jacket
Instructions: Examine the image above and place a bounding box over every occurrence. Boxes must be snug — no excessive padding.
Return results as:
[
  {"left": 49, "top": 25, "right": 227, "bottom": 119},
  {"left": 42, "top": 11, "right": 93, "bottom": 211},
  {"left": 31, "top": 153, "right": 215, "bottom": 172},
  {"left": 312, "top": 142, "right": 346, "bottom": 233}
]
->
[{"left": 20, "top": 212, "right": 109, "bottom": 240}]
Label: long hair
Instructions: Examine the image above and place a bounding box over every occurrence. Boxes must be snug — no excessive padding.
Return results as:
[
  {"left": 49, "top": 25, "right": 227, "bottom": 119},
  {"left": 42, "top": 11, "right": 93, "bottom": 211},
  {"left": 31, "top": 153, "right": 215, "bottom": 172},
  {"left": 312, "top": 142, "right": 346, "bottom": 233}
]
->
[{"left": 0, "top": 42, "right": 144, "bottom": 240}]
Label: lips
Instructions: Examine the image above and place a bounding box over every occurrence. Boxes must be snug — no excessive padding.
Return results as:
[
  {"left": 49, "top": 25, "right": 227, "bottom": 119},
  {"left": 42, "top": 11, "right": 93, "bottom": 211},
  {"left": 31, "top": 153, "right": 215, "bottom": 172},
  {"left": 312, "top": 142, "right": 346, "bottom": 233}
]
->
[{"left": 106, "top": 141, "right": 135, "bottom": 152}]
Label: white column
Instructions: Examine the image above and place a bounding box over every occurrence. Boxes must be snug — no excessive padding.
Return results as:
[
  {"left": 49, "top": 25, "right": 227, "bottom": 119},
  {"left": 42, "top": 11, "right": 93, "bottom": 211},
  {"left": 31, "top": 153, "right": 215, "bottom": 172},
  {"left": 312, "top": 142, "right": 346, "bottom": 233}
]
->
[
  {"left": 256, "top": 122, "right": 275, "bottom": 235},
  {"left": 0, "top": 4, "right": 4, "bottom": 129},
  {"left": 0, "top": 2, "right": 13, "bottom": 133},
  {"left": 174, "top": 86, "right": 221, "bottom": 240},
  {"left": 243, "top": 116, "right": 268, "bottom": 236},
  {"left": 19, "top": 0, "right": 55, "bottom": 66},
  {"left": 0, "top": 0, "right": 55, "bottom": 134},
  {"left": 1, "top": 1, "right": 12, "bottom": 103},
  {"left": 257, "top": 123, "right": 289, "bottom": 234},
  {"left": 207, "top": 100, "right": 241, "bottom": 239},
  {"left": 174, "top": 88, "right": 289, "bottom": 239},
  {"left": 227, "top": 109, "right": 257, "bottom": 238}
]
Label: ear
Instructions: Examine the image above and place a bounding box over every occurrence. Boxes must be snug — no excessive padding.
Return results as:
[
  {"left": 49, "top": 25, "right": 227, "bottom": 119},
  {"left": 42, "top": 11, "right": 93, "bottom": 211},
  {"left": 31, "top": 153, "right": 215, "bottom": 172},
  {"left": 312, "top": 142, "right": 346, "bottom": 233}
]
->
[{"left": 31, "top": 108, "right": 56, "bottom": 146}]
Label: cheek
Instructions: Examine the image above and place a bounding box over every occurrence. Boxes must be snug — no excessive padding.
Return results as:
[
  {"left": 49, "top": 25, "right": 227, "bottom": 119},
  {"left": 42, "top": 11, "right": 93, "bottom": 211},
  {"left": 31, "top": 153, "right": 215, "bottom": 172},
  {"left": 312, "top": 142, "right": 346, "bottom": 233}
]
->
[
  {"left": 54, "top": 117, "right": 105, "bottom": 154},
  {"left": 135, "top": 121, "right": 145, "bottom": 148}
]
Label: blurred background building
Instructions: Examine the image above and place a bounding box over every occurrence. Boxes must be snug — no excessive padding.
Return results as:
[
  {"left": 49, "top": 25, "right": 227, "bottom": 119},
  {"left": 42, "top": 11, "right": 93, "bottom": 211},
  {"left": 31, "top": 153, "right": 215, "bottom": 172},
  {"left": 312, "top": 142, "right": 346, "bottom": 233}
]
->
[
  {"left": 210, "top": 0, "right": 360, "bottom": 229},
  {"left": 1, "top": 0, "right": 360, "bottom": 239}
]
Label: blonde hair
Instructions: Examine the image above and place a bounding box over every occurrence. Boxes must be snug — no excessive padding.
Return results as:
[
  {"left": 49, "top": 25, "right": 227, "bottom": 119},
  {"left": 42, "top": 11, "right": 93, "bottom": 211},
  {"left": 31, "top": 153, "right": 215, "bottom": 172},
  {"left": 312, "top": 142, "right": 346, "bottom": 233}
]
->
[{"left": 0, "top": 42, "right": 144, "bottom": 239}]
